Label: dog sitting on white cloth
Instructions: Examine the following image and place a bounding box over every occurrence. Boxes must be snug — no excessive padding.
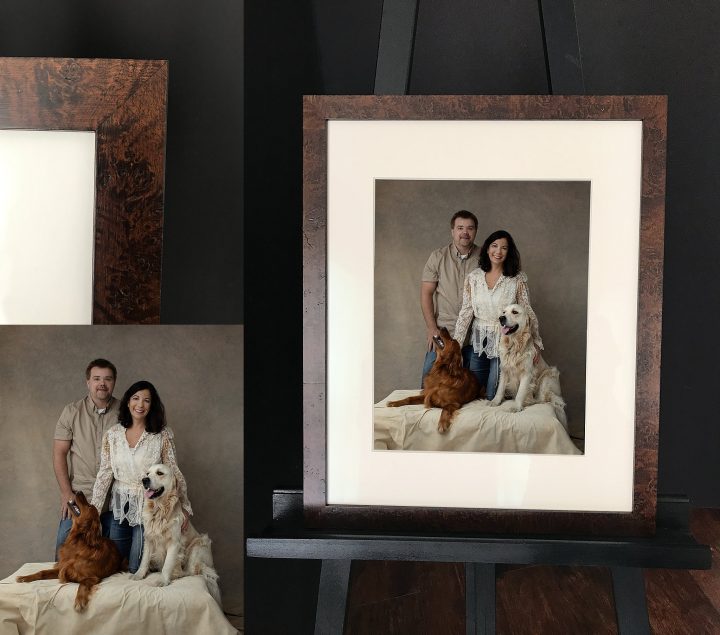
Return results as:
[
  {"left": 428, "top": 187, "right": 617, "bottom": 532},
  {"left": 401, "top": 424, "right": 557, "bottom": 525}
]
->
[
  {"left": 489, "top": 303, "right": 567, "bottom": 429},
  {"left": 131, "top": 463, "right": 222, "bottom": 606}
]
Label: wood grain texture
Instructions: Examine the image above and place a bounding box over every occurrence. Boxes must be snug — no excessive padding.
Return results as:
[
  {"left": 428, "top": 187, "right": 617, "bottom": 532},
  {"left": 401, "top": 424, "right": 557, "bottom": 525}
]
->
[
  {"left": 343, "top": 509, "right": 720, "bottom": 634},
  {"left": 644, "top": 508, "right": 720, "bottom": 634},
  {"left": 303, "top": 95, "right": 666, "bottom": 536},
  {"left": 688, "top": 509, "right": 720, "bottom": 611},
  {"left": 346, "top": 561, "right": 465, "bottom": 635},
  {"left": 0, "top": 57, "right": 167, "bottom": 324}
]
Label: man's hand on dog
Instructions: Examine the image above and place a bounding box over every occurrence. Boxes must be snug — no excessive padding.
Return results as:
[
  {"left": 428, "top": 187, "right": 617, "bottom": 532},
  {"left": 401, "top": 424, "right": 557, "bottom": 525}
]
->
[
  {"left": 427, "top": 327, "right": 440, "bottom": 350},
  {"left": 59, "top": 490, "right": 74, "bottom": 519}
]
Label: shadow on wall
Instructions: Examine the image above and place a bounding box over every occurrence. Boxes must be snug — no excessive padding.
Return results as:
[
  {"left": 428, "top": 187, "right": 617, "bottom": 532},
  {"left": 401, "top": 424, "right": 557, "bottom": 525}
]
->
[{"left": 0, "top": 325, "right": 244, "bottom": 618}]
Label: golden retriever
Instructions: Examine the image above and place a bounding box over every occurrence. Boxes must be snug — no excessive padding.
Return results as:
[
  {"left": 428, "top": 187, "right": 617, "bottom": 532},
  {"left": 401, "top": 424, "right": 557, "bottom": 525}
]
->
[
  {"left": 130, "top": 464, "right": 222, "bottom": 606},
  {"left": 488, "top": 303, "right": 567, "bottom": 428},
  {"left": 16, "top": 491, "right": 124, "bottom": 611},
  {"left": 388, "top": 327, "right": 480, "bottom": 432}
]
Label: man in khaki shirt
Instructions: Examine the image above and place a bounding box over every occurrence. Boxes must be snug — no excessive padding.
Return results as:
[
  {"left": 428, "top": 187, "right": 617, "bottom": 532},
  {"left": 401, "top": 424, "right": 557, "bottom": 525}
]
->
[
  {"left": 53, "top": 358, "right": 119, "bottom": 557},
  {"left": 420, "top": 210, "right": 480, "bottom": 385}
]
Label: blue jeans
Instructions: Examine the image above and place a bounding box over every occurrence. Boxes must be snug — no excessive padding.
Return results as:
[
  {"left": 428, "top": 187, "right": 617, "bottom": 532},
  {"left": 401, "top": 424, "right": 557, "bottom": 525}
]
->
[
  {"left": 55, "top": 510, "right": 113, "bottom": 560},
  {"left": 109, "top": 515, "right": 144, "bottom": 573},
  {"left": 421, "top": 344, "right": 475, "bottom": 387},
  {"left": 468, "top": 351, "right": 500, "bottom": 400}
]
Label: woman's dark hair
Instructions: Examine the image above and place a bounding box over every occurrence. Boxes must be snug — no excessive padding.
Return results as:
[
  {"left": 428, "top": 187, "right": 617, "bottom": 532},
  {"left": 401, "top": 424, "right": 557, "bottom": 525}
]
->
[
  {"left": 478, "top": 230, "right": 521, "bottom": 276},
  {"left": 118, "top": 380, "right": 166, "bottom": 433}
]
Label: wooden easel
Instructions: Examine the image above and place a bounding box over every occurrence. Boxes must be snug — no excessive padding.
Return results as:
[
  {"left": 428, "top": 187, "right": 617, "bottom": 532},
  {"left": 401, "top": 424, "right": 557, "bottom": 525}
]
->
[
  {"left": 247, "top": 3, "right": 711, "bottom": 633},
  {"left": 248, "top": 492, "right": 709, "bottom": 634}
]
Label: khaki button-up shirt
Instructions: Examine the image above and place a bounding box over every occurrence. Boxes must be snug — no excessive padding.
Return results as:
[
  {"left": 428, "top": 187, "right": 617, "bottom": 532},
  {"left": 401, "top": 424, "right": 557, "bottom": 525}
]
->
[
  {"left": 54, "top": 396, "right": 119, "bottom": 510},
  {"left": 422, "top": 243, "right": 479, "bottom": 340}
]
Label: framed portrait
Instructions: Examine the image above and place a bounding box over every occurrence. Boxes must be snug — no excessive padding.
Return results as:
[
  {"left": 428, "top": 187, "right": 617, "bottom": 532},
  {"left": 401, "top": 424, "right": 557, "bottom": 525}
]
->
[
  {"left": 0, "top": 57, "right": 167, "bottom": 324},
  {"left": 303, "top": 95, "right": 667, "bottom": 535}
]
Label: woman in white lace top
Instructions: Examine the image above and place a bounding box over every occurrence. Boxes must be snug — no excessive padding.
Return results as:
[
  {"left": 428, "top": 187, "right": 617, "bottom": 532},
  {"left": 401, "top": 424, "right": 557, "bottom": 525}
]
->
[
  {"left": 91, "top": 380, "right": 192, "bottom": 573},
  {"left": 454, "top": 230, "right": 543, "bottom": 399}
]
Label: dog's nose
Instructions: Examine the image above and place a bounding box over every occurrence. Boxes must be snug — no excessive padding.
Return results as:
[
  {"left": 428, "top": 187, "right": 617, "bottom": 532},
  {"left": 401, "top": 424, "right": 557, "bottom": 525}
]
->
[
  {"left": 142, "top": 477, "right": 150, "bottom": 488},
  {"left": 499, "top": 315, "right": 507, "bottom": 325}
]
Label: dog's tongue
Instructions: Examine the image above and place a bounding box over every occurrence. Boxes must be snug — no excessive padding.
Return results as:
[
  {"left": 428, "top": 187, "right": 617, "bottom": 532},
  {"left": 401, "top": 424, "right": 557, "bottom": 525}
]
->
[
  {"left": 144, "top": 489, "right": 156, "bottom": 499},
  {"left": 501, "top": 326, "right": 511, "bottom": 334}
]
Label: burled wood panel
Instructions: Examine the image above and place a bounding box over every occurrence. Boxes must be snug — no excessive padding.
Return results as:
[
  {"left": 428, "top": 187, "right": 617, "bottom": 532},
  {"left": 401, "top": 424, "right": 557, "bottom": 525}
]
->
[
  {"left": 0, "top": 57, "right": 167, "bottom": 324},
  {"left": 303, "top": 95, "right": 666, "bottom": 536}
]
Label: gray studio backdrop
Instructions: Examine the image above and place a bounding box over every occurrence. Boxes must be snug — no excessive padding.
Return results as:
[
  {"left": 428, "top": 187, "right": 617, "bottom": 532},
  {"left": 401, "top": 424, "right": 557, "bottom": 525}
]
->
[
  {"left": 0, "top": 325, "right": 243, "bottom": 617},
  {"left": 374, "top": 180, "right": 589, "bottom": 441}
]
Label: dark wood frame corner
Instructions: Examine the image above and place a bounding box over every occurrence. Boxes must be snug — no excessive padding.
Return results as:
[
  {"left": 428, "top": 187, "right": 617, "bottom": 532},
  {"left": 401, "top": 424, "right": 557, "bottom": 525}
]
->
[
  {"left": 302, "top": 94, "right": 667, "bottom": 536},
  {"left": 0, "top": 57, "right": 168, "bottom": 324}
]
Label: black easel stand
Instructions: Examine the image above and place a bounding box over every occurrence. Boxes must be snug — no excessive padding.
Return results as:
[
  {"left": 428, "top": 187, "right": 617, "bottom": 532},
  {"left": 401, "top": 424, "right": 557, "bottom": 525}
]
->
[
  {"left": 248, "top": 492, "right": 710, "bottom": 634},
  {"left": 248, "top": 2, "right": 711, "bottom": 633}
]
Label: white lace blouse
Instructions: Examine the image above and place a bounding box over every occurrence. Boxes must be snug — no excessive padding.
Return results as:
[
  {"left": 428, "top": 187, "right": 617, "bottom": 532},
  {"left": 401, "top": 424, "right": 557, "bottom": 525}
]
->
[
  {"left": 454, "top": 270, "right": 543, "bottom": 359},
  {"left": 91, "top": 424, "right": 193, "bottom": 526}
]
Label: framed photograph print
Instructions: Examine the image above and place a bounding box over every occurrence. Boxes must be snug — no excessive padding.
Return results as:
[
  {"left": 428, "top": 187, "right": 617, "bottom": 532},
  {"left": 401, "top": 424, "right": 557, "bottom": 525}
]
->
[
  {"left": 0, "top": 57, "right": 167, "bottom": 324},
  {"left": 303, "top": 95, "right": 667, "bottom": 535}
]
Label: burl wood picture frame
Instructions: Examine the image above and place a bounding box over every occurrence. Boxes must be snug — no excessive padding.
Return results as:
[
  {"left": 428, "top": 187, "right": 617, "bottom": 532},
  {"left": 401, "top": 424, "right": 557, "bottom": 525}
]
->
[
  {"left": 0, "top": 57, "right": 168, "bottom": 324},
  {"left": 303, "top": 95, "right": 667, "bottom": 535}
]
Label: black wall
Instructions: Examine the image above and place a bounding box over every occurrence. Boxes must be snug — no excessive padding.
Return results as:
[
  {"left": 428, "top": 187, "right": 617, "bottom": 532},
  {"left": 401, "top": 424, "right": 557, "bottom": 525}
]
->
[
  {"left": 246, "top": 1, "right": 720, "bottom": 632},
  {"left": 0, "top": 0, "right": 244, "bottom": 324}
]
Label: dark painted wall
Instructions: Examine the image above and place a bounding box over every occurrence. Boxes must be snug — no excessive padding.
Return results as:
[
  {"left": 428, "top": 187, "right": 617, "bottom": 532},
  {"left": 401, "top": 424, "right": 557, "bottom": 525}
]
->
[
  {"left": 0, "top": 0, "right": 244, "bottom": 324},
  {"left": 246, "top": 1, "right": 720, "bottom": 632}
]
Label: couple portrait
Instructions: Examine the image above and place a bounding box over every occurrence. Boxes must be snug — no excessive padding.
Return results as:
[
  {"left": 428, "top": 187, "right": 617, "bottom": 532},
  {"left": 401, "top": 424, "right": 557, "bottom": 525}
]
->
[
  {"left": 0, "top": 325, "right": 242, "bottom": 632},
  {"left": 45, "top": 358, "right": 218, "bottom": 604},
  {"left": 373, "top": 179, "right": 590, "bottom": 455}
]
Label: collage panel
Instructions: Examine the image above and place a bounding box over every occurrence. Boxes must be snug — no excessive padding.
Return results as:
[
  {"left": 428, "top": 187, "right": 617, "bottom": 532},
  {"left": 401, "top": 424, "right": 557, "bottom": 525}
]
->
[{"left": 0, "top": 325, "right": 243, "bottom": 630}]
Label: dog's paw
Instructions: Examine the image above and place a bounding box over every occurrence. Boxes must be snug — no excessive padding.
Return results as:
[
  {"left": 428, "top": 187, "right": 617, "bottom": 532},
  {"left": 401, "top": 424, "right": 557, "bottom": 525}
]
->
[
  {"left": 387, "top": 400, "right": 399, "bottom": 408},
  {"left": 159, "top": 577, "right": 172, "bottom": 588},
  {"left": 506, "top": 403, "right": 523, "bottom": 413},
  {"left": 130, "top": 572, "right": 145, "bottom": 581},
  {"left": 135, "top": 572, "right": 164, "bottom": 586},
  {"left": 488, "top": 399, "right": 502, "bottom": 407}
]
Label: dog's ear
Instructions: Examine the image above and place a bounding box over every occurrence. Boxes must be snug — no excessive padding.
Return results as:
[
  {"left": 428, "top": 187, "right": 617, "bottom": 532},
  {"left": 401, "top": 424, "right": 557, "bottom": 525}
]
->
[
  {"left": 78, "top": 513, "right": 102, "bottom": 547},
  {"left": 445, "top": 340, "right": 464, "bottom": 372},
  {"left": 517, "top": 323, "right": 532, "bottom": 351}
]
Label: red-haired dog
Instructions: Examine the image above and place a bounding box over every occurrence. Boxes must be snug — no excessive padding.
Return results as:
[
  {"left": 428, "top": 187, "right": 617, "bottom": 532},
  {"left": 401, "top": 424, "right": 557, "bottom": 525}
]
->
[
  {"left": 388, "top": 327, "right": 480, "bottom": 432},
  {"left": 17, "top": 491, "right": 124, "bottom": 611}
]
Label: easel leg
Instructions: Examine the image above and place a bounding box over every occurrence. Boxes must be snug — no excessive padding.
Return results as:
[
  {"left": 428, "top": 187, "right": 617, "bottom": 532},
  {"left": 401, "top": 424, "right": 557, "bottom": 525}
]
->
[
  {"left": 315, "top": 559, "right": 351, "bottom": 635},
  {"left": 465, "top": 563, "right": 496, "bottom": 635},
  {"left": 611, "top": 567, "right": 650, "bottom": 635}
]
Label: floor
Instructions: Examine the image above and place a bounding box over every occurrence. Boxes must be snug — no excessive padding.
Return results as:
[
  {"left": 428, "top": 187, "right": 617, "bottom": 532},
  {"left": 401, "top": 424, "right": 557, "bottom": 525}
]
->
[{"left": 343, "top": 509, "right": 720, "bottom": 634}]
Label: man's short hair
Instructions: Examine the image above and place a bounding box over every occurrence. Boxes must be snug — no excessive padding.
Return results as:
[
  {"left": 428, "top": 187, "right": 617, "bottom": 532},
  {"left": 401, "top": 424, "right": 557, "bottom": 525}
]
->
[
  {"left": 85, "top": 358, "right": 117, "bottom": 380},
  {"left": 450, "top": 210, "right": 478, "bottom": 229}
]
